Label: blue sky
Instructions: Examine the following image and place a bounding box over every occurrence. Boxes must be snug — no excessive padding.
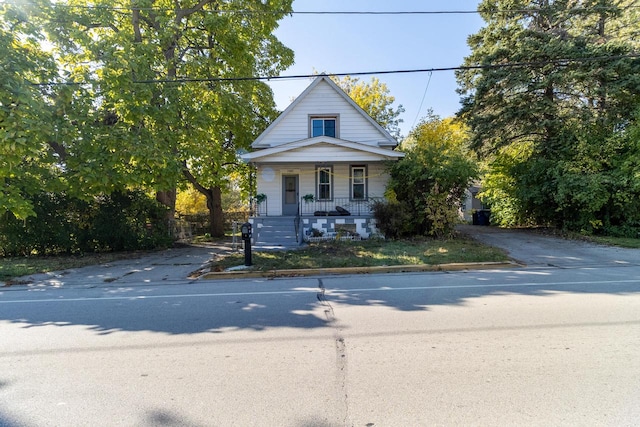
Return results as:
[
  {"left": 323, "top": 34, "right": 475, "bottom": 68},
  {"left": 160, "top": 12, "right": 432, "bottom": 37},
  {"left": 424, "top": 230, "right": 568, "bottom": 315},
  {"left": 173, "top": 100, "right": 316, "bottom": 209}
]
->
[{"left": 267, "top": 0, "right": 485, "bottom": 138}]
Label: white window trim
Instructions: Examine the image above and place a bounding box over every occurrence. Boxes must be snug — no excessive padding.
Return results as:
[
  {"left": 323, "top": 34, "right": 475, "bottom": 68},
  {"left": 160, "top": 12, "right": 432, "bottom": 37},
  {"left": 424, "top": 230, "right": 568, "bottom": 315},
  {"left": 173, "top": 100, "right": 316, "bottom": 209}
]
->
[
  {"left": 316, "top": 165, "right": 333, "bottom": 201},
  {"left": 350, "top": 165, "right": 367, "bottom": 200}
]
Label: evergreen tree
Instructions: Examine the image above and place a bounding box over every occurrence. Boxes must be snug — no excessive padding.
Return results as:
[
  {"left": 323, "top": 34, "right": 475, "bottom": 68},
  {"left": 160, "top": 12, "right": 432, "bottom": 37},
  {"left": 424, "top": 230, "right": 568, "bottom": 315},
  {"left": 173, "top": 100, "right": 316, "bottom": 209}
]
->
[{"left": 457, "top": 0, "right": 640, "bottom": 233}]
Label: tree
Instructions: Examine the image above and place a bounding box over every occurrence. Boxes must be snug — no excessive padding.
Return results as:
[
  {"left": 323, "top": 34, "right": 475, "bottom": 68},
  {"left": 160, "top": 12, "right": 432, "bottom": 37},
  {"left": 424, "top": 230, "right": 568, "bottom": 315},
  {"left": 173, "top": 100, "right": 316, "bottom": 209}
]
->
[
  {"left": 8, "top": 0, "right": 293, "bottom": 237},
  {"left": 0, "top": 2, "right": 58, "bottom": 219},
  {"left": 332, "top": 75, "right": 405, "bottom": 139},
  {"left": 381, "top": 112, "right": 478, "bottom": 238},
  {"left": 457, "top": 0, "right": 640, "bottom": 233}
]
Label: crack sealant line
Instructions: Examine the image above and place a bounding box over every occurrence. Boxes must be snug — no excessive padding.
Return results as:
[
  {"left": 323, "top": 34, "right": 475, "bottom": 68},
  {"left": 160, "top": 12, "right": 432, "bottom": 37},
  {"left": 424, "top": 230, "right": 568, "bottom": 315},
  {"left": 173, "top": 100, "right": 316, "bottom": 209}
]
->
[{"left": 317, "top": 278, "right": 349, "bottom": 425}]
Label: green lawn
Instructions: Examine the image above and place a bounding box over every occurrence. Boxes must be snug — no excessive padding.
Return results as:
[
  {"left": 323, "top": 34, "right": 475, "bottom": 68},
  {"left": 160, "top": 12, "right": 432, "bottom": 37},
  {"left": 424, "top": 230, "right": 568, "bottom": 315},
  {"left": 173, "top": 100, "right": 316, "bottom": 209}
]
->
[
  {"left": 1, "top": 236, "right": 508, "bottom": 283},
  {"left": 211, "top": 236, "right": 510, "bottom": 272},
  {"left": 586, "top": 236, "right": 640, "bottom": 249}
]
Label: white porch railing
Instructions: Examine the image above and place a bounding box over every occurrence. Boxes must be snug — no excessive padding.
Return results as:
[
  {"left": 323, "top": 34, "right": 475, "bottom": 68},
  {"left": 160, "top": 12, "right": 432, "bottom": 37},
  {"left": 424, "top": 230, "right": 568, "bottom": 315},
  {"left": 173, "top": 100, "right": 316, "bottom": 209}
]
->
[
  {"left": 299, "top": 197, "right": 383, "bottom": 216},
  {"left": 249, "top": 195, "right": 384, "bottom": 217}
]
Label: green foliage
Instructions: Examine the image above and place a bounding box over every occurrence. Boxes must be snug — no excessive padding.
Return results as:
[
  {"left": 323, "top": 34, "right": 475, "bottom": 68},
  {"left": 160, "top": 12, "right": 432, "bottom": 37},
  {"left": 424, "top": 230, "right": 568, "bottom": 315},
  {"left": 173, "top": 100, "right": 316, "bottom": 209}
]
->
[
  {"left": 424, "top": 185, "right": 462, "bottom": 238},
  {"left": 371, "top": 200, "right": 413, "bottom": 239},
  {"left": 0, "top": 191, "right": 171, "bottom": 256},
  {"left": 1, "top": 0, "right": 293, "bottom": 237},
  {"left": 379, "top": 113, "right": 478, "bottom": 237},
  {"left": 0, "top": 7, "right": 58, "bottom": 219},
  {"left": 458, "top": 0, "right": 640, "bottom": 236}
]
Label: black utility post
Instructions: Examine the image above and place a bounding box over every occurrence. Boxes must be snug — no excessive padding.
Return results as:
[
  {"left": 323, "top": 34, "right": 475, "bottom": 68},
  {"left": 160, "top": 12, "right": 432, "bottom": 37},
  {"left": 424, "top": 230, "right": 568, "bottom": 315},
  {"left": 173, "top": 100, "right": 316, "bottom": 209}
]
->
[{"left": 241, "top": 222, "right": 252, "bottom": 266}]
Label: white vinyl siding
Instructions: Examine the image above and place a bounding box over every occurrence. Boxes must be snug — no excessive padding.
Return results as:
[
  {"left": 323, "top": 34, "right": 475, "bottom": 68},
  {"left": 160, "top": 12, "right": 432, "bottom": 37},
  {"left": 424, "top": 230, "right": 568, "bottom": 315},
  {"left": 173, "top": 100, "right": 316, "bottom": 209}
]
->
[
  {"left": 255, "top": 163, "right": 389, "bottom": 214},
  {"left": 258, "top": 80, "right": 388, "bottom": 147}
]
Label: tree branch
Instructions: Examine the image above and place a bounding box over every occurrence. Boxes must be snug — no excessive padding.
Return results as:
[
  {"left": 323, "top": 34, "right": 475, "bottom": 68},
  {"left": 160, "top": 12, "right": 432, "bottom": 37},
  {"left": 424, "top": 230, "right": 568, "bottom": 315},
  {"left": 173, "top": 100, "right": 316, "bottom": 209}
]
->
[
  {"left": 176, "top": 0, "right": 217, "bottom": 20},
  {"left": 181, "top": 161, "right": 209, "bottom": 195},
  {"left": 47, "top": 140, "right": 68, "bottom": 161}
]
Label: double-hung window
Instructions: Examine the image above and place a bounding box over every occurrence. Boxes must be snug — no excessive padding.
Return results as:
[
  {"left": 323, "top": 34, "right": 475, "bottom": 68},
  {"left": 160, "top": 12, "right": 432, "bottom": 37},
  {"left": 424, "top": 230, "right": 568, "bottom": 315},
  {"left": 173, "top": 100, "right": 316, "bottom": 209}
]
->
[
  {"left": 350, "top": 165, "right": 367, "bottom": 200},
  {"left": 310, "top": 117, "right": 337, "bottom": 138},
  {"left": 317, "top": 166, "right": 332, "bottom": 200}
]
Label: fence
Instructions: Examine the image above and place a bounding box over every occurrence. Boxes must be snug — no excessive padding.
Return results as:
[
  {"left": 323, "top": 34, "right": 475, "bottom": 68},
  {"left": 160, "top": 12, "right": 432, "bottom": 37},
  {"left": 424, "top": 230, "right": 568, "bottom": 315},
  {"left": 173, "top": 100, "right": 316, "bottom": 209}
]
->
[{"left": 177, "top": 210, "right": 250, "bottom": 235}]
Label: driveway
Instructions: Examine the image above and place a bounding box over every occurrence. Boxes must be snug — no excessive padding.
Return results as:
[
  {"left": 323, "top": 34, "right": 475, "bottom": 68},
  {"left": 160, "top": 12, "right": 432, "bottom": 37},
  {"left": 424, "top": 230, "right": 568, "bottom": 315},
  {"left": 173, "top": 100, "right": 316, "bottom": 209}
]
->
[{"left": 459, "top": 225, "right": 640, "bottom": 268}]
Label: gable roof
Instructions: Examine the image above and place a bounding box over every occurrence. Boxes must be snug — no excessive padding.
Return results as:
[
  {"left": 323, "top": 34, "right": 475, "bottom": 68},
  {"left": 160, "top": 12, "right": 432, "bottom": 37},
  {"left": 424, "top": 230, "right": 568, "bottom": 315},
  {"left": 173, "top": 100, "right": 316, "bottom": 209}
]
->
[
  {"left": 242, "top": 136, "right": 404, "bottom": 162},
  {"left": 252, "top": 75, "right": 398, "bottom": 148}
]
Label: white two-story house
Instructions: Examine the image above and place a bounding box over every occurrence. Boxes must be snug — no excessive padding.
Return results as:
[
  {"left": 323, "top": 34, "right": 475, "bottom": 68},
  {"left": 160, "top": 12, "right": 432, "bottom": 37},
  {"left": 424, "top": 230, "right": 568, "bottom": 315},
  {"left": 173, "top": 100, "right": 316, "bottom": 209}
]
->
[{"left": 241, "top": 75, "right": 404, "bottom": 247}]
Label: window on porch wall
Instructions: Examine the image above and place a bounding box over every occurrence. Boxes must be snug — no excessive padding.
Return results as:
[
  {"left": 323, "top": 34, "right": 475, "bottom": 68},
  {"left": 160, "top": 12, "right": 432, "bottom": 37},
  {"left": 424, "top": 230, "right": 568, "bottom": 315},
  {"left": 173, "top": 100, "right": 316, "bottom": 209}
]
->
[
  {"left": 351, "top": 165, "right": 367, "bottom": 200},
  {"left": 317, "top": 166, "right": 332, "bottom": 200}
]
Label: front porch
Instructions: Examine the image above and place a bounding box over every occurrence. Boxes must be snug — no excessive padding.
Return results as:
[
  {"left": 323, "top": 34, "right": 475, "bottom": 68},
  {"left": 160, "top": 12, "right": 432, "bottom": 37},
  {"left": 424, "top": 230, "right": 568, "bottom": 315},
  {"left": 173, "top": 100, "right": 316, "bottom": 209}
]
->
[
  {"left": 251, "top": 196, "right": 382, "bottom": 218},
  {"left": 249, "top": 214, "right": 380, "bottom": 247}
]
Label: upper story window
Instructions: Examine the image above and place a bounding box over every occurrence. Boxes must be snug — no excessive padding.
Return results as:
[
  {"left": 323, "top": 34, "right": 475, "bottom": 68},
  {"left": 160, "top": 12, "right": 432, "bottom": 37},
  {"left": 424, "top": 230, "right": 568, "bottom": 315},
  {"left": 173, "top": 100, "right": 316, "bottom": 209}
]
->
[{"left": 310, "top": 116, "right": 337, "bottom": 138}]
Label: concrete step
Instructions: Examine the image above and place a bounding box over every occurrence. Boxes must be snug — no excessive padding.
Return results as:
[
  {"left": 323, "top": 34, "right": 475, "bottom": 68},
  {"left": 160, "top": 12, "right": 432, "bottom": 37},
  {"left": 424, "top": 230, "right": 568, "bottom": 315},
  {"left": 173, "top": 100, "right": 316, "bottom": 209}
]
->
[{"left": 251, "top": 217, "right": 300, "bottom": 248}]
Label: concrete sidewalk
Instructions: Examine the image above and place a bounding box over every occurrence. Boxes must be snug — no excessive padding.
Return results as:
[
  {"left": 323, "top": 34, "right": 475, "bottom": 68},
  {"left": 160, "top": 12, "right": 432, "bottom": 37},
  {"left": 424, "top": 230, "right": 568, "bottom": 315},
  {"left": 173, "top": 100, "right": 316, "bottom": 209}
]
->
[
  {"left": 5, "top": 227, "right": 639, "bottom": 290},
  {"left": 2, "top": 244, "right": 233, "bottom": 290}
]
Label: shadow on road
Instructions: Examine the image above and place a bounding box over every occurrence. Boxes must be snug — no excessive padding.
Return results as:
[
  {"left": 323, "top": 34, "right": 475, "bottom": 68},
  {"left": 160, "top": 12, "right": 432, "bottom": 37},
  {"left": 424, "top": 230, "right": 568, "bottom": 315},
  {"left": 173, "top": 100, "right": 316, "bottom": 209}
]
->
[
  {"left": 0, "top": 380, "right": 31, "bottom": 427},
  {"left": 2, "top": 262, "right": 640, "bottom": 336}
]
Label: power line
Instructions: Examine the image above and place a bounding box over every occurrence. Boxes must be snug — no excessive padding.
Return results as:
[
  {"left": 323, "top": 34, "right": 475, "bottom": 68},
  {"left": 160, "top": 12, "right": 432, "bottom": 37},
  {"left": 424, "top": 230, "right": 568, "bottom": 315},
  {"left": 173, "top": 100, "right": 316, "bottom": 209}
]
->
[
  {"left": 30, "top": 54, "right": 640, "bottom": 87},
  {"left": 412, "top": 72, "right": 433, "bottom": 130}
]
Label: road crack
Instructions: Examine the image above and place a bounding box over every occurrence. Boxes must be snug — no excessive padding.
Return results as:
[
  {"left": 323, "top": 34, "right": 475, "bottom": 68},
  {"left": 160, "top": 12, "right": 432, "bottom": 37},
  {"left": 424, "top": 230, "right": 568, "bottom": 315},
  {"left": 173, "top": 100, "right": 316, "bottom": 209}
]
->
[{"left": 317, "top": 279, "right": 349, "bottom": 426}]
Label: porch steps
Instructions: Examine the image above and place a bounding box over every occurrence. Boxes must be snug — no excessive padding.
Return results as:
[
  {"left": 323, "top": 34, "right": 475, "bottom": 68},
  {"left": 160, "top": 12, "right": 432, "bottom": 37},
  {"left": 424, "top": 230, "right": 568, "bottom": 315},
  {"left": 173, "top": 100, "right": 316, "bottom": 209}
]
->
[{"left": 252, "top": 217, "right": 299, "bottom": 249}]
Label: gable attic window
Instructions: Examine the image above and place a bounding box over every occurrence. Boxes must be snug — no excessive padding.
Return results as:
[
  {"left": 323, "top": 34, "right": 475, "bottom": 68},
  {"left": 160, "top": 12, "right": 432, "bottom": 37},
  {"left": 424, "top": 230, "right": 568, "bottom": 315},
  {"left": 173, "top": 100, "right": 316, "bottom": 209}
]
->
[{"left": 310, "top": 116, "right": 337, "bottom": 138}]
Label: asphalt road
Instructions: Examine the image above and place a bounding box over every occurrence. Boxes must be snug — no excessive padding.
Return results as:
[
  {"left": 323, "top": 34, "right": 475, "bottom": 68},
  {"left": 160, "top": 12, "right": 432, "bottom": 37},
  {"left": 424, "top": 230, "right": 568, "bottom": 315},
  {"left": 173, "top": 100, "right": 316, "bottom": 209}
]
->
[{"left": 2, "top": 258, "right": 640, "bottom": 426}]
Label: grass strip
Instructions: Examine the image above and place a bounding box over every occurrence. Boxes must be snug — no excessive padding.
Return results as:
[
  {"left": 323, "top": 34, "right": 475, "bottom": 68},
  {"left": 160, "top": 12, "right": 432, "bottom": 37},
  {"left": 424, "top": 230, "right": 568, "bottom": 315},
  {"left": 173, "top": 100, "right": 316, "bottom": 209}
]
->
[{"left": 211, "top": 236, "right": 510, "bottom": 272}]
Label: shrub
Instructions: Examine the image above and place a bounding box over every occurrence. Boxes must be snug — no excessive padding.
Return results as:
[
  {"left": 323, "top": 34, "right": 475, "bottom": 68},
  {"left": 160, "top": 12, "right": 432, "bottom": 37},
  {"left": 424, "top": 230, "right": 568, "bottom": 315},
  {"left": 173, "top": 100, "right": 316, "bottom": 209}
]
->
[
  {"left": 384, "top": 114, "right": 478, "bottom": 237},
  {"left": 371, "top": 200, "right": 414, "bottom": 239},
  {"left": 0, "top": 190, "right": 172, "bottom": 256}
]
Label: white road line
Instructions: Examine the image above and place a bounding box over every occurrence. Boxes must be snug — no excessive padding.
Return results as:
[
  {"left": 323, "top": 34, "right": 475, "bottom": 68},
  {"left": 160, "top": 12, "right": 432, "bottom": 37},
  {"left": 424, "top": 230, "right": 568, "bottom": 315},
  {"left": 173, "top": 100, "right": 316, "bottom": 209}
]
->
[
  {"left": 332, "top": 279, "right": 640, "bottom": 293},
  {"left": 1, "top": 278, "right": 639, "bottom": 304}
]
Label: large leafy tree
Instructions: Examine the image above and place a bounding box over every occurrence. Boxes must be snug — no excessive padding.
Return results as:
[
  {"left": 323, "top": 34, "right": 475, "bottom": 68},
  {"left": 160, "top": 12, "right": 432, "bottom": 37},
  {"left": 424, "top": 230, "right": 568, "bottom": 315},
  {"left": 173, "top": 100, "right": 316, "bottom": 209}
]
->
[
  {"left": 457, "top": 0, "right": 640, "bottom": 233},
  {"left": 5, "top": 0, "right": 293, "bottom": 237},
  {"left": 0, "top": 2, "right": 58, "bottom": 219}
]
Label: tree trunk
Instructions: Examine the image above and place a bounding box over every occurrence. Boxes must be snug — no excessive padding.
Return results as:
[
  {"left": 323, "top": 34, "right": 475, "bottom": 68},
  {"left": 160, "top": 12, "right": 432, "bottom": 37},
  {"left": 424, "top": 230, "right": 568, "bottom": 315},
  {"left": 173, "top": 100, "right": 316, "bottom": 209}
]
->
[
  {"left": 156, "top": 189, "right": 176, "bottom": 220},
  {"left": 181, "top": 165, "right": 225, "bottom": 237},
  {"left": 208, "top": 185, "right": 224, "bottom": 237}
]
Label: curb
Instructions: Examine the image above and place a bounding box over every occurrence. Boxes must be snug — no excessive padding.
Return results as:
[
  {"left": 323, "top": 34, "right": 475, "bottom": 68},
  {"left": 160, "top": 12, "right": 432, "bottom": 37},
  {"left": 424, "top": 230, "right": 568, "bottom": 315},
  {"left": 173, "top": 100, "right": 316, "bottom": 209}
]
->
[{"left": 199, "top": 261, "right": 521, "bottom": 280}]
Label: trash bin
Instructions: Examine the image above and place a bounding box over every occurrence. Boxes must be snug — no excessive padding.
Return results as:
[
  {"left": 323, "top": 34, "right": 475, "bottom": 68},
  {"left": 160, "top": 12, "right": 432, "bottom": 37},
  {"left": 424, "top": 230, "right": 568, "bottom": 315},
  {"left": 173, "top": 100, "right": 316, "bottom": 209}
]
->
[
  {"left": 472, "top": 211, "right": 479, "bottom": 225},
  {"left": 477, "top": 209, "right": 491, "bottom": 226}
]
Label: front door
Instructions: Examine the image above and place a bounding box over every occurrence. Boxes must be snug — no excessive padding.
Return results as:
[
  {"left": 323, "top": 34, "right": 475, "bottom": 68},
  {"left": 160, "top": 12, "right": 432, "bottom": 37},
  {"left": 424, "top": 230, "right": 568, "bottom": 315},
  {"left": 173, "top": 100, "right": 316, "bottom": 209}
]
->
[{"left": 282, "top": 175, "right": 299, "bottom": 215}]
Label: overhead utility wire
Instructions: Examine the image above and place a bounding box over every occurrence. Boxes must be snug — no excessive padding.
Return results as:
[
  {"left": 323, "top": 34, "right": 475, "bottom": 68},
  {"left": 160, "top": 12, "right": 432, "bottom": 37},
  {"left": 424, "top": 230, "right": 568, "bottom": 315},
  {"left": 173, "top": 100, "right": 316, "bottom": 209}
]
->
[
  {"left": 31, "top": 54, "right": 640, "bottom": 87},
  {"left": 411, "top": 71, "right": 433, "bottom": 130}
]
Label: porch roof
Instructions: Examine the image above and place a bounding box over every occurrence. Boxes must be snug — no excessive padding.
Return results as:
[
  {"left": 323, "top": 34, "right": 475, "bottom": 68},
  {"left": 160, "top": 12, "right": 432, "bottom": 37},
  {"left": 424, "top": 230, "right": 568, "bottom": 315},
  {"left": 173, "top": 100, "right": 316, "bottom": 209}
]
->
[{"left": 241, "top": 136, "right": 405, "bottom": 163}]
